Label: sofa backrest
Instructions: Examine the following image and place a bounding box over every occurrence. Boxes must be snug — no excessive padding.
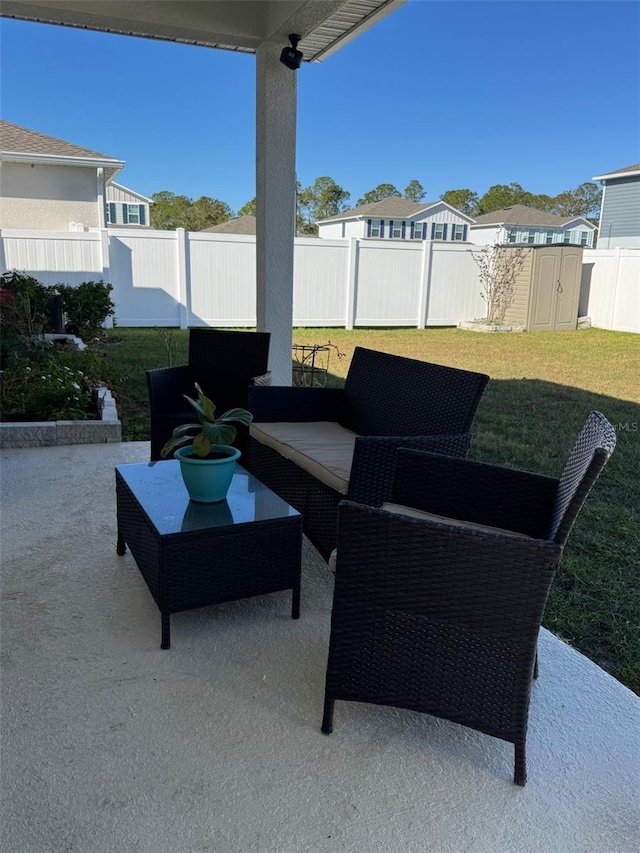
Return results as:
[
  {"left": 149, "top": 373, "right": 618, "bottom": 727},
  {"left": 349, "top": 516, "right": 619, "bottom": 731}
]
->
[{"left": 342, "top": 347, "right": 489, "bottom": 436}]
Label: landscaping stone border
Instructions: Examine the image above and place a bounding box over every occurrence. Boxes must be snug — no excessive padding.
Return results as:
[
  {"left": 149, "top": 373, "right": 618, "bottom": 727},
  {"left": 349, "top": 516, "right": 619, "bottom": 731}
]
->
[
  {"left": 458, "top": 319, "right": 524, "bottom": 333},
  {"left": 0, "top": 389, "right": 121, "bottom": 448}
]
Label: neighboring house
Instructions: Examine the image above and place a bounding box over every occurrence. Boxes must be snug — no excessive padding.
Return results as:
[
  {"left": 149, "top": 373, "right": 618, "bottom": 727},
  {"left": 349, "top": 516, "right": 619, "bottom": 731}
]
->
[
  {"left": 106, "top": 182, "right": 152, "bottom": 228},
  {"left": 0, "top": 120, "right": 149, "bottom": 231},
  {"left": 469, "top": 205, "right": 596, "bottom": 247},
  {"left": 201, "top": 214, "right": 257, "bottom": 234},
  {"left": 316, "top": 197, "right": 474, "bottom": 241},
  {"left": 592, "top": 163, "right": 640, "bottom": 249}
]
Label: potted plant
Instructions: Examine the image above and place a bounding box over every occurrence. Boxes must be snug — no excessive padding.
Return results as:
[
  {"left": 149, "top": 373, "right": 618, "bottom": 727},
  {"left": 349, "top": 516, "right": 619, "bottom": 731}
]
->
[{"left": 161, "top": 382, "right": 253, "bottom": 503}]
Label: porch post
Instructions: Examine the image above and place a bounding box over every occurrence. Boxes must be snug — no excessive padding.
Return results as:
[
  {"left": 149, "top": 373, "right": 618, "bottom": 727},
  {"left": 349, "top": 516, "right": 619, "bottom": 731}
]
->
[{"left": 256, "top": 42, "right": 297, "bottom": 385}]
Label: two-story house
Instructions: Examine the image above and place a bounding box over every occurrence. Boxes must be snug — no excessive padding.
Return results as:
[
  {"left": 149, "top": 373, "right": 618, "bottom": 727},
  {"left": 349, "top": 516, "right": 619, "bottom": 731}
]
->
[
  {"left": 469, "top": 205, "right": 596, "bottom": 247},
  {"left": 593, "top": 163, "right": 640, "bottom": 248},
  {"left": 316, "top": 197, "right": 474, "bottom": 241},
  {"left": 0, "top": 120, "right": 151, "bottom": 231}
]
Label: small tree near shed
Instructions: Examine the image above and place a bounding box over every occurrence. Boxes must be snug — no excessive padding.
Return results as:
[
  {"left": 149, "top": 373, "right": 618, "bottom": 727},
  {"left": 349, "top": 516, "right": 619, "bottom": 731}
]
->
[{"left": 473, "top": 242, "right": 527, "bottom": 325}]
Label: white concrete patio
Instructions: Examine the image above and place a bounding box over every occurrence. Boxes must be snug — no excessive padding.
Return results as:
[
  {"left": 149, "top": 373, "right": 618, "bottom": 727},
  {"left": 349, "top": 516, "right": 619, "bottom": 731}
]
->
[{"left": 2, "top": 442, "right": 639, "bottom": 853}]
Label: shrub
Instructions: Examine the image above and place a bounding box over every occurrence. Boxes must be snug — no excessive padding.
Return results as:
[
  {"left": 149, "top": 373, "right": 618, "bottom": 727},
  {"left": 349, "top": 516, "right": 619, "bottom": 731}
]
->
[
  {"left": 56, "top": 281, "right": 115, "bottom": 338},
  {"left": 0, "top": 270, "right": 50, "bottom": 342}
]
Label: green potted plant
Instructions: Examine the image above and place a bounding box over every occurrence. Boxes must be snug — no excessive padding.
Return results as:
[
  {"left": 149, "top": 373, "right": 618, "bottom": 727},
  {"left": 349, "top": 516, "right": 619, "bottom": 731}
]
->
[{"left": 161, "top": 382, "right": 253, "bottom": 503}]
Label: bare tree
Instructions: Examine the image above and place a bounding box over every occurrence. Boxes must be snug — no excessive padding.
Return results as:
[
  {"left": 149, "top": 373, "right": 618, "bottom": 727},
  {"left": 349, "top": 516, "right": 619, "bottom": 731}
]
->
[{"left": 472, "top": 242, "right": 527, "bottom": 324}]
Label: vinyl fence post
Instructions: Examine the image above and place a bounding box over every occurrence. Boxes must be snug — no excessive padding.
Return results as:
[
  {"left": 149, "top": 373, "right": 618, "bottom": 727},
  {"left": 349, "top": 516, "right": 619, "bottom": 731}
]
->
[
  {"left": 345, "top": 238, "right": 358, "bottom": 329},
  {"left": 176, "top": 228, "right": 189, "bottom": 328},
  {"left": 99, "top": 228, "right": 114, "bottom": 328},
  {"left": 418, "top": 239, "right": 433, "bottom": 328}
]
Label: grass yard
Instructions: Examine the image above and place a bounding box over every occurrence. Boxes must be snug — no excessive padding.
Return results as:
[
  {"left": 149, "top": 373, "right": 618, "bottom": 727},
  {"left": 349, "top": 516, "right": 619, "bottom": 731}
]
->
[{"left": 104, "top": 326, "right": 640, "bottom": 694}]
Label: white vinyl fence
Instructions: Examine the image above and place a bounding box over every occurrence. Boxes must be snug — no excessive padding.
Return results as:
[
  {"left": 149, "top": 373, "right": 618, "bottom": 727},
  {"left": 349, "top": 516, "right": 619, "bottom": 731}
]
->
[{"left": 1, "top": 228, "right": 638, "bottom": 333}]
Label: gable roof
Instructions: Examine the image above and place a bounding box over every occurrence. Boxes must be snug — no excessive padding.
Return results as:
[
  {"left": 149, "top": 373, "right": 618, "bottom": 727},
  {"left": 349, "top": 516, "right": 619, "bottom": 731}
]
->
[
  {"left": 472, "top": 204, "right": 594, "bottom": 229},
  {"left": 593, "top": 163, "right": 640, "bottom": 181},
  {"left": 318, "top": 196, "right": 473, "bottom": 224},
  {"left": 201, "top": 215, "right": 256, "bottom": 235},
  {"left": 0, "top": 120, "right": 124, "bottom": 179},
  {"left": 107, "top": 181, "right": 153, "bottom": 204}
]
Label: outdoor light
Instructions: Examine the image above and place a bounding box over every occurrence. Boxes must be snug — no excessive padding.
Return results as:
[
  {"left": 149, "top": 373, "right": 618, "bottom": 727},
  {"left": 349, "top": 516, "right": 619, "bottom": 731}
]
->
[{"left": 280, "top": 34, "right": 303, "bottom": 70}]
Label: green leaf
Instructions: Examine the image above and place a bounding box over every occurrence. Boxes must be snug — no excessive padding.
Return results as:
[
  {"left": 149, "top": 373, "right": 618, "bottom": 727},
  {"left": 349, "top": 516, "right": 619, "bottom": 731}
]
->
[
  {"left": 195, "top": 382, "right": 216, "bottom": 420},
  {"left": 184, "top": 394, "right": 207, "bottom": 420},
  {"left": 217, "top": 408, "right": 253, "bottom": 426},
  {"left": 192, "top": 432, "right": 212, "bottom": 457},
  {"left": 160, "top": 433, "right": 196, "bottom": 458}
]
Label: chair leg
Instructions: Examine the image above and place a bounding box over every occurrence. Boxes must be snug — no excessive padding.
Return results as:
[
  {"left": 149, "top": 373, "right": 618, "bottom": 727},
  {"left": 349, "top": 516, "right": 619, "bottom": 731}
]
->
[
  {"left": 321, "top": 696, "right": 334, "bottom": 734},
  {"left": 514, "top": 743, "right": 527, "bottom": 786}
]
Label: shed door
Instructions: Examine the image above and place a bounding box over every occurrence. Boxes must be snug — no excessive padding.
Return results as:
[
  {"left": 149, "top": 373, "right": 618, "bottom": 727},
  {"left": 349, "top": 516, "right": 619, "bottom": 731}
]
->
[
  {"left": 528, "top": 249, "right": 559, "bottom": 332},
  {"left": 554, "top": 247, "right": 581, "bottom": 331}
]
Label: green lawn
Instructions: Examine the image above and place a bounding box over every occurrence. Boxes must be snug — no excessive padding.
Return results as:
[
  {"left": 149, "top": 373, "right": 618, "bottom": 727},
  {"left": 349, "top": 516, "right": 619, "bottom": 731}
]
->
[{"left": 104, "top": 326, "right": 640, "bottom": 694}]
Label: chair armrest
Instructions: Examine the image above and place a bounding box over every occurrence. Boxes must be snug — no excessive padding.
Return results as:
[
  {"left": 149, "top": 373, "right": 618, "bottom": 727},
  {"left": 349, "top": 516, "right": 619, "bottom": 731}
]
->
[
  {"left": 391, "top": 449, "right": 559, "bottom": 539},
  {"left": 146, "top": 366, "right": 191, "bottom": 412},
  {"left": 335, "top": 500, "right": 561, "bottom": 636},
  {"left": 248, "top": 386, "right": 345, "bottom": 422},
  {"left": 347, "top": 433, "right": 471, "bottom": 506}
]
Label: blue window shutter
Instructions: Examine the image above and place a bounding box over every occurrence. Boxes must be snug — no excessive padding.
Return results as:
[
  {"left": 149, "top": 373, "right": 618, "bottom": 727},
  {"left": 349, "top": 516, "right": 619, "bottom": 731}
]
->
[
  {"left": 401, "top": 221, "right": 406, "bottom": 239},
  {"left": 443, "top": 223, "right": 448, "bottom": 240},
  {"left": 463, "top": 225, "right": 467, "bottom": 241},
  {"left": 122, "top": 204, "right": 129, "bottom": 224},
  {"left": 139, "top": 205, "right": 146, "bottom": 225},
  {"left": 367, "top": 219, "right": 372, "bottom": 237},
  {"left": 410, "top": 222, "right": 415, "bottom": 238},
  {"left": 431, "top": 222, "right": 436, "bottom": 239},
  {"left": 109, "top": 203, "right": 116, "bottom": 223},
  {"left": 388, "top": 220, "right": 393, "bottom": 238}
]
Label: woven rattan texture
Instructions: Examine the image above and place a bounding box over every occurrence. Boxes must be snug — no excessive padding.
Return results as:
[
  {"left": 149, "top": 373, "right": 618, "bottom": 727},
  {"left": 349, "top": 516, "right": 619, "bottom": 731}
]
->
[
  {"left": 115, "top": 471, "right": 301, "bottom": 621},
  {"left": 147, "top": 329, "right": 270, "bottom": 461},
  {"left": 322, "top": 411, "right": 616, "bottom": 785}
]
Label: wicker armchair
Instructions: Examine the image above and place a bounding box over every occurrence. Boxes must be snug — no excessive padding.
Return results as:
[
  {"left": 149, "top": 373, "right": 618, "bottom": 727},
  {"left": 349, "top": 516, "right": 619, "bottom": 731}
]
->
[
  {"left": 146, "top": 329, "right": 270, "bottom": 461},
  {"left": 246, "top": 347, "right": 489, "bottom": 559},
  {"left": 321, "top": 411, "right": 616, "bottom": 785}
]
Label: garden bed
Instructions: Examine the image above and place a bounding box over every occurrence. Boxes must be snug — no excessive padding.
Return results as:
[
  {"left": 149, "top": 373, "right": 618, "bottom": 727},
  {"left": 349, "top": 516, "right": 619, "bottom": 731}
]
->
[{"left": 0, "top": 387, "right": 121, "bottom": 448}]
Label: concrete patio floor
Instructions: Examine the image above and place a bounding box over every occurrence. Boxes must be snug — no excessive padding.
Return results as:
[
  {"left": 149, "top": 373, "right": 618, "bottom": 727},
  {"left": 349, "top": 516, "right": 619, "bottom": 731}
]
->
[{"left": 1, "top": 442, "right": 639, "bottom": 853}]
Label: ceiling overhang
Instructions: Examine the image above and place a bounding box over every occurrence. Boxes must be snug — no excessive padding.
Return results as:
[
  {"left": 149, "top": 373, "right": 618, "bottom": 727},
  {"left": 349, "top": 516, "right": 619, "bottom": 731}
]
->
[{"left": 0, "top": 0, "right": 406, "bottom": 62}]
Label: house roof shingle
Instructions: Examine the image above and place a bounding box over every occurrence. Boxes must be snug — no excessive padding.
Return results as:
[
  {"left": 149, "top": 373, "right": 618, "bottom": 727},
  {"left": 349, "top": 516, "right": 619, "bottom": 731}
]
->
[
  {"left": 472, "top": 204, "right": 592, "bottom": 228},
  {"left": 593, "top": 163, "right": 640, "bottom": 181},
  {"left": 318, "top": 197, "right": 437, "bottom": 223},
  {"left": 0, "top": 119, "right": 119, "bottom": 161},
  {"left": 201, "top": 214, "right": 257, "bottom": 234}
]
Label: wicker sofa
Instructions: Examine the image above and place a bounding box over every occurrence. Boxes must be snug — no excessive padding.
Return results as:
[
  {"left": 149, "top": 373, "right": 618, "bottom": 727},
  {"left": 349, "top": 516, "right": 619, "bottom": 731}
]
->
[{"left": 245, "top": 347, "right": 489, "bottom": 560}]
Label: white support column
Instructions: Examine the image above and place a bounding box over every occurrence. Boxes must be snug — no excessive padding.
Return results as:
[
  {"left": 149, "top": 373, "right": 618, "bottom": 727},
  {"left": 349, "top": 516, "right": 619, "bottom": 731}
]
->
[
  {"left": 98, "top": 227, "right": 114, "bottom": 327},
  {"left": 97, "top": 168, "right": 106, "bottom": 229},
  {"left": 345, "top": 238, "right": 358, "bottom": 329},
  {"left": 256, "top": 42, "right": 297, "bottom": 385}
]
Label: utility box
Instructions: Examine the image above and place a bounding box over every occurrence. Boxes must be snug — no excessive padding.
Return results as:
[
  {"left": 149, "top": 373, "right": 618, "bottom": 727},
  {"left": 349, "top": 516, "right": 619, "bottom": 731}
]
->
[{"left": 503, "top": 245, "right": 583, "bottom": 332}]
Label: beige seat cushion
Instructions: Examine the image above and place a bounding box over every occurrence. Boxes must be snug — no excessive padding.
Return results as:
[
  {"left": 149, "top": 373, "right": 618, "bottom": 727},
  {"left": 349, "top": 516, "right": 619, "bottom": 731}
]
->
[
  {"left": 381, "top": 502, "right": 533, "bottom": 539},
  {"left": 249, "top": 422, "right": 357, "bottom": 495}
]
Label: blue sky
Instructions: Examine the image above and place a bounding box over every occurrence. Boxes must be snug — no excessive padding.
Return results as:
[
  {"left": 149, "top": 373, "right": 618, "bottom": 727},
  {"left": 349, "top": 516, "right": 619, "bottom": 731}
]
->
[{"left": 1, "top": 0, "right": 638, "bottom": 213}]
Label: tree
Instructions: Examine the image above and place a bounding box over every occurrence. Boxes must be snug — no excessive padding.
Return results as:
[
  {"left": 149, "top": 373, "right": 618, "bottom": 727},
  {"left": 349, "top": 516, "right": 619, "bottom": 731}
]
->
[
  {"left": 298, "top": 176, "right": 350, "bottom": 234},
  {"left": 357, "top": 183, "right": 401, "bottom": 206},
  {"left": 403, "top": 180, "right": 426, "bottom": 203},
  {"left": 440, "top": 188, "right": 479, "bottom": 216},
  {"left": 551, "top": 182, "right": 602, "bottom": 219},
  {"left": 472, "top": 242, "right": 527, "bottom": 324},
  {"left": 237, "top": 197, "right": 256, "bottom": 217},
  {"left": 476, "top": 182, "right": 534, "bottom": 214},
  {"left": 150, "top": 190, "right": 232, "bottom": 230}
]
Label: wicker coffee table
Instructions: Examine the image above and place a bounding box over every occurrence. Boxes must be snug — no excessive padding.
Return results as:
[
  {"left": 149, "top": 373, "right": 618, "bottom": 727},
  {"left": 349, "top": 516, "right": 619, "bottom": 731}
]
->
[{"left": 115, "top": 461, "right": 302, "bottom": 649}]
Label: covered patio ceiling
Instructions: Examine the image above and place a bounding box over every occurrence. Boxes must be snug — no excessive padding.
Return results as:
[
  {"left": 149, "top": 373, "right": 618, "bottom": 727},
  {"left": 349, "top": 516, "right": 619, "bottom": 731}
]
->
[
  {"left": 1, "top": 0, "right": 407, "bottom": 384},
  {"left": 0, "top": 0, "right": 407, "bottom": 61}
]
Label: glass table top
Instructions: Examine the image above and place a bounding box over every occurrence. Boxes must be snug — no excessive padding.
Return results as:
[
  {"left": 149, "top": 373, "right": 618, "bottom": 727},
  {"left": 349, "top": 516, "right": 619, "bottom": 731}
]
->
[{"left": 116, "top": 461, "right": 299, "bottom": 536}]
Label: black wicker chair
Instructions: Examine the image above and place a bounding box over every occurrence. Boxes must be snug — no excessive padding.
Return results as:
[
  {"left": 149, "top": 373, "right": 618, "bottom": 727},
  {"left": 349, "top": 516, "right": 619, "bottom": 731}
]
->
[
  {"left": 246, "top": 347, "right": 489, "bottom": 559},
  {"left": 321, "top": 411, "right": 616, "bottom": 785},
  {"left": 146, "top": 328, "right": 270, "bottom": 461}
]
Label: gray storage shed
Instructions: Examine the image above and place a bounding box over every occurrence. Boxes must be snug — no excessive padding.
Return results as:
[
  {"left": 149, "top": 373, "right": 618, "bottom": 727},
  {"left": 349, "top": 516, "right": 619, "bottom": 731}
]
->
[{"left": 503, "top": 244, "right": 583, "bottom": 332}]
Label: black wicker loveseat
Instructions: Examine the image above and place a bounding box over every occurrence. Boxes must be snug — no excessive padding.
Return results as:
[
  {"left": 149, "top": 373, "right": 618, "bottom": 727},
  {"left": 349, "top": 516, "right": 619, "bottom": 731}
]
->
[{"left": 245, "top": 347, "right": 489, "bottom": 560}]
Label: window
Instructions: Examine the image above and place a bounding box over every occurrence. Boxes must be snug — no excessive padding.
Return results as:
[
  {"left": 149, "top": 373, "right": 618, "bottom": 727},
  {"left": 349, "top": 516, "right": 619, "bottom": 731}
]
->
[
  {"left": 527, "top": 231, "right": 536, "bottom": 244},
  {"left": 369, "top": 219, "right": 382, "bottom": 238},
  {"left": 432, "top": 222, "right": 446, "bottom": 240},
  {"left": 127, "top": 204, "right": 140, "bottom": 224},
  {"left": 563, "top": 230, "right": 571, "bottom": 244},
  {"left": 452, "top": 224, "right": 466, "bottom": 241},
  {"left": 545, "top": 231, "right": 554, "bottom": 244},
  {"left": 106, "top": 203, "right": 114, "bottom": 224},
  {"left": 391, "top": 221, "right": 403, "bottom": 238},
  {"left": 580, "top": 231, "right": 589, "bottom": 246},
  {"left": 506, "top": 230, "right": 517, "bottom": 243},
  {"left": 412, "top": 222, "right": 425, "bottom": 239}
]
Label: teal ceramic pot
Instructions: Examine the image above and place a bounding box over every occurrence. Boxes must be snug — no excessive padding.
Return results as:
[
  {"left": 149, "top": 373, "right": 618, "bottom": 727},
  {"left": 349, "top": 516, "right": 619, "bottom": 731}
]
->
[{"left": 175, "top": 445, "right": 240, "bottom": 503}]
